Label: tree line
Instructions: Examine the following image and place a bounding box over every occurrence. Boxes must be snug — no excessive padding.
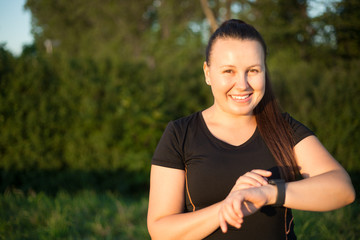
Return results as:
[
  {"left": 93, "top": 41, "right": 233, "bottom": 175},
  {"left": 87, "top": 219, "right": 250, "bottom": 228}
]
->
[{"left": 0, "top": 0, "right": 359, "bottom": 191}]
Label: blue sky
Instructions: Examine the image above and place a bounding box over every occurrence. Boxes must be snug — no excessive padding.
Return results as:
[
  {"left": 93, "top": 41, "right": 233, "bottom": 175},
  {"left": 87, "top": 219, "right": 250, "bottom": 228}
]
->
[{"left": 0, "top": 0, "right": 33, "bottom": 55}]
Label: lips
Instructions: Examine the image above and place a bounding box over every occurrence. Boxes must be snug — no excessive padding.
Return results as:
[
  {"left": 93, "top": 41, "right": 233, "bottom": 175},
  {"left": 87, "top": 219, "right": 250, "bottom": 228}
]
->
[{"left": 230, "top": 93, "right": 252, "bottom": 101}]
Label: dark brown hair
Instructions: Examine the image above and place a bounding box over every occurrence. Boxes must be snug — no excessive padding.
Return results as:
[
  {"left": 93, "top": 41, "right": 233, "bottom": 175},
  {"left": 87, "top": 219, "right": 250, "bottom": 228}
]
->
[{"left": 205, "top": 19, "right": 299, "bottom": 181}]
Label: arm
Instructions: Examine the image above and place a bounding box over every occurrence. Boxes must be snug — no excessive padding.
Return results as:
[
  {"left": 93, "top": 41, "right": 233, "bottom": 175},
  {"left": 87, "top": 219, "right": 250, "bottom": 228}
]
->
[
  {"left": 148, "top": 166, "right": 274, "bottom": 238},
  {"left": 284, "top": 135, "right": 355, "bottom": 211},
  {"left": 218, "top": 135, "right": 356, "bottom": 231},
  {"left": 147, "top": 165, "right": 222, "bottom": 240}
]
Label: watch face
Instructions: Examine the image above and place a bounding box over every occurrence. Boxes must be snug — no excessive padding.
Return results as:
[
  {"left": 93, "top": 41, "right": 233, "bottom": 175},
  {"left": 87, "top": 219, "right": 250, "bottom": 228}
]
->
[{"left": 269, "top": 179, "right": 285, "bottom": 185}]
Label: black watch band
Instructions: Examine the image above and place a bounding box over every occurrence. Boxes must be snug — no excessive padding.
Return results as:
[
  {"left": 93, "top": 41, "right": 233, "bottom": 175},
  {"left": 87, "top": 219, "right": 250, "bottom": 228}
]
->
[{"left": 268, "top": 179, "right": 286, "bottom": 207}]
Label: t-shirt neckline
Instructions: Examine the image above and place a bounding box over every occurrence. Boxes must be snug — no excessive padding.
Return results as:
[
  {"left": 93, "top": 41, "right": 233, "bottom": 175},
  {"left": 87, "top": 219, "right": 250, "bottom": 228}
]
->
[{"left": 197, "top": 111, "right": 259, "bottom": 150}]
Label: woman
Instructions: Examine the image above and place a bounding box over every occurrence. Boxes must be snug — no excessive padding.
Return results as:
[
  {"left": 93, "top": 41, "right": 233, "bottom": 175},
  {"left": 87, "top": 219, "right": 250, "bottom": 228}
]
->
[{"left": 147, "top": 19, "right": 355, "bottom": 240}]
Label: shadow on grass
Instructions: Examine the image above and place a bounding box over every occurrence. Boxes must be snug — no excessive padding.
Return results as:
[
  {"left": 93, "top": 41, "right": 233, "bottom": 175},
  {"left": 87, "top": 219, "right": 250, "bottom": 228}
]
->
[
  {"left": 1, "top": 168, "right": 150, "bottom": 197},
  {"left": 349, "top": 171, "right": 360, "bottom": 201},
  {"left": 1, "top": 169, "right": 359, "bottom": 200}
]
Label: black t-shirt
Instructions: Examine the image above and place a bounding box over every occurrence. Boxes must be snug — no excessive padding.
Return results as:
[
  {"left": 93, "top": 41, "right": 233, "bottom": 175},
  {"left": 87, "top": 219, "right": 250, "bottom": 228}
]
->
[{"left": 152, "top": 111, "right": 314, "bottom": 240}]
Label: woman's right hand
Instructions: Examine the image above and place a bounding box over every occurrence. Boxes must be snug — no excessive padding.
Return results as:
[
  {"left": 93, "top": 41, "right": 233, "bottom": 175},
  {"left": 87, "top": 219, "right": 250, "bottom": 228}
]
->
[
  {"left": 217, "top": 169, "right": 274, "bottom": 233},
  {"left": 219, "top": 184, "right": 274, "bottom": 233},
  {"left": 230, "top": 169, "right": 272, "bottom": 192}
]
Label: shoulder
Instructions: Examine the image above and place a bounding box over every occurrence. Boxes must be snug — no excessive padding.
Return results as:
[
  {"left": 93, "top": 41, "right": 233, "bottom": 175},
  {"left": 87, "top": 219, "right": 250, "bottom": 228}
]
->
[
  {"left": 167, "top": 111, "right": 202, "bottom": 136},
  {"left": 171, "top": 111, "right": 201, "bottom": 128},
  {"left": 156, "top": 111, "right": 202, "bottom": 150},
  {"left": 151, "top": 112, "right": 202, "bottom": 170},
  {"left": 282, "top": 112, "right": 315, "bottom": 145}
]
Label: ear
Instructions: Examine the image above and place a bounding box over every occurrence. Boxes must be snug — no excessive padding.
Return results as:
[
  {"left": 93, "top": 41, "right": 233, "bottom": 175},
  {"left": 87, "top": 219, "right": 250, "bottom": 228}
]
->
[{"left": 203, "top": 61, "right": 211, "bottom": 85}]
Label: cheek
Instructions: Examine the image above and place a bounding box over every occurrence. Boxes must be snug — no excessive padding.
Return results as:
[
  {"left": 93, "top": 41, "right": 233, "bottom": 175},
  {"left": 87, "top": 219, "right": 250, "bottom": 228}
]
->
[
  {"left": 209, "top": 73, "right": 230, "bottom": 89},
  {"left": 249, "top": 75, "right": 266, "bottom": 92}
]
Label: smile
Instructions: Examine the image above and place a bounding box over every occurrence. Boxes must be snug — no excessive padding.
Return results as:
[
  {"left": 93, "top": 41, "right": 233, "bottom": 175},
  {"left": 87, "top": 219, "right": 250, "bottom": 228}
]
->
[{"left": 231, "top": 94, "right": 251, "bottom": 100}]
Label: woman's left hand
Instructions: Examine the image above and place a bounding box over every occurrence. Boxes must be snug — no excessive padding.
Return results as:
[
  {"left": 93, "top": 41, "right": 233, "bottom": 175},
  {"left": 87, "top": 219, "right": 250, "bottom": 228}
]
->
[{"left": 230, "top": 169, "right": 272, "bottom": 192}]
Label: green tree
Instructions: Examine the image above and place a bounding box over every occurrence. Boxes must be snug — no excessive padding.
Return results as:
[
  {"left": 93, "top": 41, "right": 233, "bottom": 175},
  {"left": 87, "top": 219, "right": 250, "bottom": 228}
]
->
[
  {"left": 320, "top": 0, "right": 360, "bottom": 59},
  {"left": 1, "top": 0, "right": 358, "bottom": 177},
  {"left": 0, "top": 0, "right": 210, "bottom": 173}
]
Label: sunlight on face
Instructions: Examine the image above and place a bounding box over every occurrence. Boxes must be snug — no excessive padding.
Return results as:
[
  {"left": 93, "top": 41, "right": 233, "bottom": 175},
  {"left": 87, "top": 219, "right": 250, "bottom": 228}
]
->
[{"left": 204, "top": 38, "right": 266, "bottom": 117}]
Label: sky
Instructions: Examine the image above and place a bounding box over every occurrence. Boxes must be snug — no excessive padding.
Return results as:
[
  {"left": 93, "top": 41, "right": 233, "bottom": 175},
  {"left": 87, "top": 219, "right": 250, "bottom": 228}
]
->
[{"left": 0, "top": 0, "right": 33, "bottom": 55}]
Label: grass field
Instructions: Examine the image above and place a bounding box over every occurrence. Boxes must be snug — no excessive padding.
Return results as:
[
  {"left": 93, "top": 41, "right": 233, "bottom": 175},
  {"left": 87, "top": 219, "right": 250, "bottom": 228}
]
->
[
  {"left": 0, "top": 189, "right": 359, "bottom": 240},
  {"left": 0, "top": 189, "right": 149, "bottom": 240},
  {"left": 293, "top": 205, "right": 360, "bottom": 240}
]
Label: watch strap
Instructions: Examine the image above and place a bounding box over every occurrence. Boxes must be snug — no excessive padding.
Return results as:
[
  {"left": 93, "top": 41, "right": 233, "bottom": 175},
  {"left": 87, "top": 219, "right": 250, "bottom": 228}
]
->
[{"left": 268, "top": 179, "right": 286, "bottom": 207}]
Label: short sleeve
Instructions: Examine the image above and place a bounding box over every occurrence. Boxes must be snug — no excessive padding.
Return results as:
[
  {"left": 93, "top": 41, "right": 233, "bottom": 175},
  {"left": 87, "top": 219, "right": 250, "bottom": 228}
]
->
[
  {"left": 151, "top": 121, "right": 185, "bottom": 170},
  {"left": 283, "top": 113, "right": 315, "bottom": 145}
]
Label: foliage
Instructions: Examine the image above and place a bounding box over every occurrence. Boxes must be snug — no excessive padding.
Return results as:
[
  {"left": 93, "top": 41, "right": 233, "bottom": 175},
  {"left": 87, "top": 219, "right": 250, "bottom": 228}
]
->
[
  {"left": 1, "top": 0, "right": 211, "bottom": 174},
  {"left": 293, "top": 202, "right": 360, "bottom": 240},
  {"left": 0, "top": 45, "right": 208, "bottom": 172},
  {"left": 0, "top": 169, "right": 149, "bottom": 196},
  {"left": 0, "top": 189, "right": 359, "bottom": 240},
  {"left": 247, "top": 0, "right": 313, "bottom": 59},
  {"left": 268, "top": 56, "right": 360, "bottom": 171},
  {"left": 0, "top": 190, "right": 150, "bottom": 240},
  {"left": 320, "top": 0, "right": 360, "bottom": 59},
  {"left": 0, "top": 0, "right": 359, "bottom": 187},
  {"left": 1, "top": 2, "right": 359, "bottom": 239}
]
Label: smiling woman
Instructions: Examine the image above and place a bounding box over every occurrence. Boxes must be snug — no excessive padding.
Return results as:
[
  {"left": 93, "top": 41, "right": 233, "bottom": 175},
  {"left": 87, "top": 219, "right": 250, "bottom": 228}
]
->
[
  {"left": 147, "top": 19, "right": 355, "bottom": 240},
  {"left": 203, "top": 39, "right": 265, "bottom": 119}
]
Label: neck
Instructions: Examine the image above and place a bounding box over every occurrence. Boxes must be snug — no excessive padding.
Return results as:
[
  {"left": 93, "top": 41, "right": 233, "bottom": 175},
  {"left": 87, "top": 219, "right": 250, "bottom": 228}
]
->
[{"left": 203, "top": 105, "right": 257, "bottom": 129}]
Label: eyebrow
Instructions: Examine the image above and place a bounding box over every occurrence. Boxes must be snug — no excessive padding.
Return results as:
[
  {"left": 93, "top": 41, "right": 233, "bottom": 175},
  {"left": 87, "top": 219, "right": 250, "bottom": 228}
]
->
[
  {"left": 220, "top": 64, "right": 262, "bottom": 68},
  {"left": 220, "top": 65, "right": 236, "bottom": 68}
]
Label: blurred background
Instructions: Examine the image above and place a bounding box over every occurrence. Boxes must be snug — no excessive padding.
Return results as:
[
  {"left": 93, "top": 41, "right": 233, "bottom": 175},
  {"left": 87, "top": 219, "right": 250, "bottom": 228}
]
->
[{"left": 0, "top": 0, "right": 359, "bottom": 239}]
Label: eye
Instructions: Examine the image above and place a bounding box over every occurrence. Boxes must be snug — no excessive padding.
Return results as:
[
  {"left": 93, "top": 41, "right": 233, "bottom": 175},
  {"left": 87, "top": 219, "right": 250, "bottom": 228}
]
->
[
  {"left": 223, "top": 69, "right": 234, "bottom": 74},
  {"left": 247, "top": 68, "right": 260, "bottom": 75}
]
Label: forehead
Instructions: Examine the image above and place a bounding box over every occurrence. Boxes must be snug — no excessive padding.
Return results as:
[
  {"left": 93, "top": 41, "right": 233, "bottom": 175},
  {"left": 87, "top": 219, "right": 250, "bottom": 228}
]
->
[{"left": 210, "top": 38, "right": 265, "bottom": 65}]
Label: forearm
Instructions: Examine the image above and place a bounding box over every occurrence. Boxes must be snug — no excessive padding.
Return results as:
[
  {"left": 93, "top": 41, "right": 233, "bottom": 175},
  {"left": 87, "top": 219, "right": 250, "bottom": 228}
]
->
[
  {"left": 148, "top": 202, "right": 222, "bottom": 240},
  {"left": 284, "top": 169, "right": 355, "bottom": 211}
]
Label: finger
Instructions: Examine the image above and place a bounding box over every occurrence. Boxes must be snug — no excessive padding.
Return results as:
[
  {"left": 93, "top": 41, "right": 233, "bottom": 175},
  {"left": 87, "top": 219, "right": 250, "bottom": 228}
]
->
[
  {"left": 237, "top": 175, "right": 262, "bottom": 187},
  {"left": 232, "top": 199, "right": 244, "bottom": 229},
  {"left": 222, "top": 209, "right": 241, "bottom": 230},
  {"left": 245, "top": 170, "right": 271, "bottom": 185},
  {"left": 232, "top": 183, "right": 253, "bottom": 192},
  {"left": 219, "top": 211, "right": 228, "bottom": 233},
  {"left": 232, "top": 196, "right": 244, "bottom": 219},
  {"left": 222, "top": 199, "right": 243, "bottom": 228},
  {"left": 251, "top": 169, "right": 272, "bottom": 178},
  {"left": 235, "top": 174, "right": 266, "bottom": 187},
  {"left": 224, "top": 202, "right": 240, "bottom": 224}
]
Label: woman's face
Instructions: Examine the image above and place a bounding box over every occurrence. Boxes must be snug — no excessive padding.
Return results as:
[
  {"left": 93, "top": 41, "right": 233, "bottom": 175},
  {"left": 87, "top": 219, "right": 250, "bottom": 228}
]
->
[{"left": 204, "top": 38, "right": 266, "bottom": 117}]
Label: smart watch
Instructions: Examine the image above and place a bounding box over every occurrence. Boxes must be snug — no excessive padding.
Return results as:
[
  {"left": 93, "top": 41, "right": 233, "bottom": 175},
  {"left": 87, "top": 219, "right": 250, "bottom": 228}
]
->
[{"left": 268, "top": 179, "right": 286, "bottom": 207}]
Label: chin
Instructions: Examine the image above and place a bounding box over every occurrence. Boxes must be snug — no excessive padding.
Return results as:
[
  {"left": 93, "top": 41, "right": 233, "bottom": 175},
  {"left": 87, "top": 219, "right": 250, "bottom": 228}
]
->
[{"left": 228, "top": 109, "right": 254, "bottom": 116}]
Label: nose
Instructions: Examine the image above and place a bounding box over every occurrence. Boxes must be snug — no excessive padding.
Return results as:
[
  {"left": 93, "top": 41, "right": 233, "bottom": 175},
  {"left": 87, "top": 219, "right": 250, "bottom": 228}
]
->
[{"left": 234, "top": 73, "right": 249, "bottom": 90}]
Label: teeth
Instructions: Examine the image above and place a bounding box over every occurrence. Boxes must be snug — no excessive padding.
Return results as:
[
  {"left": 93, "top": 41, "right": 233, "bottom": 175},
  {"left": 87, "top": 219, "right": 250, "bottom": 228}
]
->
[{"left": 232, "top": 95, "right": 249, "bottom": 100}]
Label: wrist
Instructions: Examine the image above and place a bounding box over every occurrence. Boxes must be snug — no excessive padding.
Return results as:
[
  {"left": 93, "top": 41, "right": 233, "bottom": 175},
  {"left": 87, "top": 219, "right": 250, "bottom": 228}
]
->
[
  {"left": 262, "top": 184, "right": 277, "bottom": 205},
  {"left": 268, "top": 179, "right": 286, "bottom": 207}
]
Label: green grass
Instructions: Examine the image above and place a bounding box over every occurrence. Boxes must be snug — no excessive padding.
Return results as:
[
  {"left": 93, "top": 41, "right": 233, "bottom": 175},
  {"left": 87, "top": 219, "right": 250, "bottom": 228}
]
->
[
  {"left": 293, "top": 203, "right": 360, "bottom": 240},
  {"left": 0, "top": 189, "right": 359, "bottom": 240},
  {"left": 0, "top": 189, "right": 150, "bottom": 240}
]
